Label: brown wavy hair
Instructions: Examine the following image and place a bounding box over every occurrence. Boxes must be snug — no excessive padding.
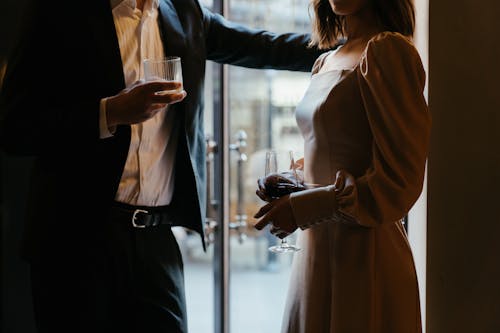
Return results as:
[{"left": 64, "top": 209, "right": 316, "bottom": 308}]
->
[{"left": 309, "top": 0, "right": 416, "bottom": 49}]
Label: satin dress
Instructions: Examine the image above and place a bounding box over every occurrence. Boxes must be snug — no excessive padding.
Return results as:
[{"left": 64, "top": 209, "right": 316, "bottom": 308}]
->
[{"left": 281, "top": 32, "right": 431, "bottom": 333}]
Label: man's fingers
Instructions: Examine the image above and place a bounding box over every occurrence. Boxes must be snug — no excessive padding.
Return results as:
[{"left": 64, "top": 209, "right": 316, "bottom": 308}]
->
[
  {"left": 134, "top": 78, "right": 146, "bottom": 85},
  {"left": 144, "top": 80, "right": 182, "bottom": 93},
  {"left": 148, "top": 103, "right": 167, "bottom": 111},
  {"left": 151, "top": 90, "right": 187, "bottom": 104}
]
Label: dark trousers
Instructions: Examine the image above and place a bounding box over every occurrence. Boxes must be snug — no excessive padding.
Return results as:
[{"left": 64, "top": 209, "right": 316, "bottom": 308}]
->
[{"left": 30, "top": 211, "right": 188, "bottom": 333}]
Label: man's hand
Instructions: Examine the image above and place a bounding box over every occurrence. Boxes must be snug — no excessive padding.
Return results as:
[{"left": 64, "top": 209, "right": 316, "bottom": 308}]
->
[{"left": 105, "top": 80, "right": 187, "bottom": 127}]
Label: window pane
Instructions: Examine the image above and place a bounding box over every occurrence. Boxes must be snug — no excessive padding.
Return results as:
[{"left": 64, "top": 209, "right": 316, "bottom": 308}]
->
[{"left": 227, "top": 1, "right": 311, "bottom": 333}]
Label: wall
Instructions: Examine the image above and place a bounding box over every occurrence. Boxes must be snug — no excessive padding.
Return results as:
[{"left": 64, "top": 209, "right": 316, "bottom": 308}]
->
[
  {"left": 427, "top": 0, "right": 500, "bottom": 332},
  {"left": 409, "top": 0, "right": 429, "bottom": 330}
]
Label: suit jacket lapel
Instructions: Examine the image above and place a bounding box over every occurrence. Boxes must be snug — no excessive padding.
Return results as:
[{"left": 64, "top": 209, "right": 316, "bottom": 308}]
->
[
  {"left": 158, "top": 0, "right": 187, "bottom": 58},
  {"left": 86, "top": 1, "right": 125, "bottom": 95},
  {"left": 86, "top": 2, "right": 131, "bottom": 170}
]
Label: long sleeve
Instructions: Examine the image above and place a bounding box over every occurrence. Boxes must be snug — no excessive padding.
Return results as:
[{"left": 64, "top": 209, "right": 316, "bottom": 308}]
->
[
  {"left": 201, "top": 5, "right": 325, "bottom": 72},
  {"left": 289, "top": 32, "right": 431, "bottom": 229},
  {"left": 345, "top": 32, "right": 431, "bottom": 227}
]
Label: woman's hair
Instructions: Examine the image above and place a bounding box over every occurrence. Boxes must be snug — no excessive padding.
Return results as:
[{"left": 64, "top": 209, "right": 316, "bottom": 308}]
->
[{"left": 309, "top": 0, "right": 416, "bottom": 49}]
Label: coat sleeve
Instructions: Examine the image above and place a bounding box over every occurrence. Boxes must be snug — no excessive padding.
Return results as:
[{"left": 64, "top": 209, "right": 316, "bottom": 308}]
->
[
  {"left": 200, "top": 5, "right": 326, "bottom": 72},
  {"left": 289, "top": 32, "right": 432, "bottom": 228},
  {"left": 348, "top": 32, "right": 431, "bottom": 227}
]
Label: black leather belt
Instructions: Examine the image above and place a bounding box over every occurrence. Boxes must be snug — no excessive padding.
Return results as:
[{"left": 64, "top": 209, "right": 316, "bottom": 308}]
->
[{"left": 110, "top": 202, "right": 176, "bottom": 228}]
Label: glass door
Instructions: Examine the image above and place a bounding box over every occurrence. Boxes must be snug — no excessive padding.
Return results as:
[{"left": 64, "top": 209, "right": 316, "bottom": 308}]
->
[
  {"left": 173, "top": 1, "right": 312, "bottom": 332},
  {"left": 226, "top": 1, "right": 311, "bottom": 333}
]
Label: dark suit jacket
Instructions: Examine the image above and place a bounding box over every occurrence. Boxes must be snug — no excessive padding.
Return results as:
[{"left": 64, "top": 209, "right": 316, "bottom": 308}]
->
[{"left": 0, "top": 0, "right": 323, "bottom": 261}]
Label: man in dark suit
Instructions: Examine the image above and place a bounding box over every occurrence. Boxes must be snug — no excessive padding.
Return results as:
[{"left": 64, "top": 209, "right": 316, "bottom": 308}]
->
[{"left": 0, "top": 0, "right": 323, "bottom": 332}]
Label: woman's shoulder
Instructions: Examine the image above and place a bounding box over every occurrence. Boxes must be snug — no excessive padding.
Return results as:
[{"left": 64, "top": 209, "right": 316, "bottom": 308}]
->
[
  {"left": 312, "top": 41, "right": 345, "bottom": 74},
  {"left": 358, "top": 31, "right": 426, "bottom": 85},
  {"left": 363, "top": 31, "right": 420, "bottom": 60},
  {"left": 312, "top": 50, "right": 333, "bottom": 75}
]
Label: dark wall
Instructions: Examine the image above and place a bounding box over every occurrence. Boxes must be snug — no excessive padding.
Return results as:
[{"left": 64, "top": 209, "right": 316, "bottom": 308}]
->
[
  {"left": 1, "top": 155, "right": 36, "bottom": 333},
  {"left": 1, "top": 1, "right": 37, "bottom": 332},
  {"left": 0, "top": 0, "right": 27, "bottom": 60},
  {"left": 427, "top": 0, "right": 500, "bottom": 332}
]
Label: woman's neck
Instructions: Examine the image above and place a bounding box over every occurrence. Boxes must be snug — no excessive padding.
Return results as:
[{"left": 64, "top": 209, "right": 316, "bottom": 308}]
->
[{"left": 343, "top": 7, "right": 382, "bottom": 43}]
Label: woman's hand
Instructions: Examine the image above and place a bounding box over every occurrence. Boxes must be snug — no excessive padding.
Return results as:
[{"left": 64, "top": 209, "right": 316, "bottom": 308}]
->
[
  {"left": 292, "top": 157, "right": 304, "bottom": 171},
  {"left": 253, "top": 195, "right": 298, "bottom": 239}
]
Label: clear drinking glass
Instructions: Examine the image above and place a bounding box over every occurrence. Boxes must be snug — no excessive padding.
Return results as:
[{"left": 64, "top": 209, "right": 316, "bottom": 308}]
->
[
  {"left": 265, "top": 150, "right": 301, "bottom": 254},
  {"left": 143, "top": 56, "right": 183, "bottom": 95}
]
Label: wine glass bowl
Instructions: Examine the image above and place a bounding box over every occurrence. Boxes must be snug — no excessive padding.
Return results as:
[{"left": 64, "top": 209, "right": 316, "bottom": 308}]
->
[{"left": 263, "top": 150, "right": 301, "bottom": 254}]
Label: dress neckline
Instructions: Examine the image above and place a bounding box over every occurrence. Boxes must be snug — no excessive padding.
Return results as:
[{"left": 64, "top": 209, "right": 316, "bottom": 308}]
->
[
  {"left": 312, "top": 46, "right": 360, "bottom": 78},
  {"left": 311, "top": 65, "right": 358, "bottom": 78}
]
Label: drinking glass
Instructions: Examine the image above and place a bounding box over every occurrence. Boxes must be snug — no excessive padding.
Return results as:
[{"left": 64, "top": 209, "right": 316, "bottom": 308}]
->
[
  {"left": 265, "top": 150, "right": 301, "bottom": 254},
  {"left": 143, "top": 56, "right": 183, "bottom": 95}
]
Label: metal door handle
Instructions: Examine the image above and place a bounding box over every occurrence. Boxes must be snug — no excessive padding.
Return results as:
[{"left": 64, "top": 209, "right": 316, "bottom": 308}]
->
[
  {"left": 229, "top": 130, "right": 248, "bottom": 244},
  {"left": 205, "top": 135, "right": 218, "bottom": 245}
]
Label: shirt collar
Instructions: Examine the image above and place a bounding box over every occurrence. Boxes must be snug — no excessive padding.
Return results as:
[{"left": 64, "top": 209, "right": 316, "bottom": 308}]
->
[
  {"left": 110, "top": 0, "right": 125, "bottom": 9},
  {"left": 110, "top": 0, "right": 160, "bottom": 10}
]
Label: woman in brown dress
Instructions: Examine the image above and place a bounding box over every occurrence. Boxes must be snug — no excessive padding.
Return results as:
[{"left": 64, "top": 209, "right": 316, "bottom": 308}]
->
[{"left": 253, "top": 0, "right": 431, "bottom": 332}]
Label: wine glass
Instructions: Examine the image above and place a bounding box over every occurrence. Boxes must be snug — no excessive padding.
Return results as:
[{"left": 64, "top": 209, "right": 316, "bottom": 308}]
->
[{"left": 265, "top": 150, "right": 301, "bottom": 254}]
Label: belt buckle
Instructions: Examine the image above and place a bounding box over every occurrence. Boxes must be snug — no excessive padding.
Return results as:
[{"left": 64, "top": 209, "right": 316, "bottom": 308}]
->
[{"left": 132, "top": 209, "right": 149, "bottom": 228}]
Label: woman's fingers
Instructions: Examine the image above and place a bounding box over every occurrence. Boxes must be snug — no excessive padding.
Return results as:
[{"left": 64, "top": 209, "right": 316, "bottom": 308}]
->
[
  {"left": 256, "top": 178, "right": 268, "bottom": 201},
  {"left": 270, "top": 226, "right": 289, "bottom": 239},
  {"left": 257, "top": 177, "right": 266, "bottom": 191},
  {"left": 270, "top": 226, "right": 280, "bottom": 234},
  {"left": 334, "top": 169, "right": 356, "bottom": 191},
  {"left": 256, "top": 189, "right": 269, "bottom": 202},
  {"left": 253, "top": 202, "right": 274, "bottom": 219},
  {"left": 334, "top": 170, "right": 345, "bottom": 190},
  {"left": 296, "top": 157, "right": 304, "bottom": 170},
  {"left": 276, "top": 231, "right": 289, "bottom": 239},
  {"left": 254, "top": 216, "right": 271, "bottom": 230},
  {"left": 253, "top": 201, "right": 277, "bottom": 230}
]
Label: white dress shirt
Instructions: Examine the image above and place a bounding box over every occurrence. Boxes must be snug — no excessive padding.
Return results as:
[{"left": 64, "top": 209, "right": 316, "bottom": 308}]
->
[{"left": 100, "top": 0, "right": 178, "bottom": 207}]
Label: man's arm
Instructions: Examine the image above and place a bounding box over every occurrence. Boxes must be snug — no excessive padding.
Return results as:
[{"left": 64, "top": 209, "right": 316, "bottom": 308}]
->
[{"left": 200, "top": 5, "right": 327, "bottom": 72}]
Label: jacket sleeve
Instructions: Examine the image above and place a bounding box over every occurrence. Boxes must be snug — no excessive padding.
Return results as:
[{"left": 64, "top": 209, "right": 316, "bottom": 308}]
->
[{"left": 200, "top": 5, "right": 326, "bottom": 72}]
